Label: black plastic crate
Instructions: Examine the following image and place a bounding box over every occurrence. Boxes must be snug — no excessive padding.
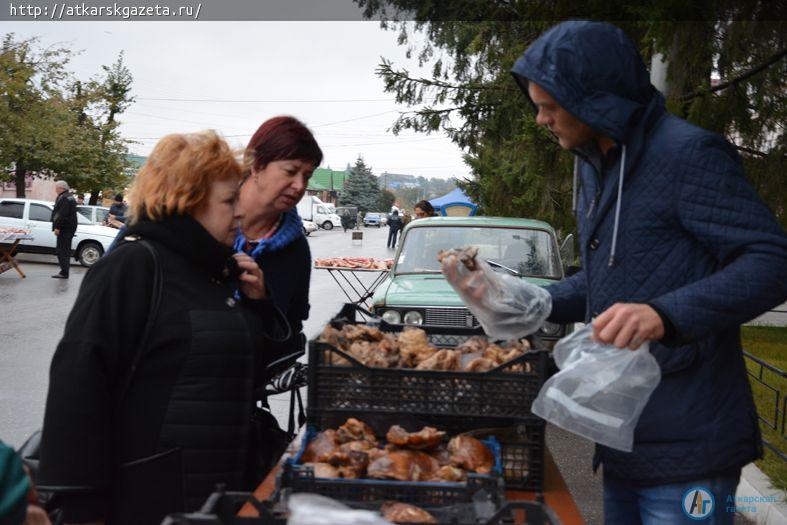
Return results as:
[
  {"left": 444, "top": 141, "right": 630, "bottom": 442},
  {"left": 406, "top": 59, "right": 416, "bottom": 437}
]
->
[
  {"left": 278, "top": 424, "right": 505, "bottom": 508},
  {"left": 308, "top": 413, "right": 545, "bottom": 493},
  {"left": 459, "top": 421, "right": 545, "bottom": 492},
  {"left": 162, "top": 490, "right": 562, "bottom": 525},
  {"left": 308, "top": 304, "right": 549, "bottom": 423}
]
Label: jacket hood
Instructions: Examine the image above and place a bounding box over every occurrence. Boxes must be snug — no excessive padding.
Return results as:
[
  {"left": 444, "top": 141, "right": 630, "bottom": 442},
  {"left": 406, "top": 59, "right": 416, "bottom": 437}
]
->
[
  {"left": 511, "top": 20, "right": 662, "bottom": 143},
  {"left": 125, "top": 214, "right": 237, "bottom": 280}
]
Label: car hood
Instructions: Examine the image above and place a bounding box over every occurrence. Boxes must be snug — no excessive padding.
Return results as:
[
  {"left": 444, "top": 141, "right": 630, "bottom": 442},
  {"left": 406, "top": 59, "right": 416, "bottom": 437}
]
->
[
  {"left": 77, "top": 223, "right": 120, "bottom": 239},
  {"left": 377, "top": 273, "right": 558, "bottom": 307}
]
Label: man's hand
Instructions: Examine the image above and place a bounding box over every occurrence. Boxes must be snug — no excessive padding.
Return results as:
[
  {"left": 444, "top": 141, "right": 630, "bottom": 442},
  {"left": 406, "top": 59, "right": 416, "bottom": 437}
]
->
[
  {"left": 233, "top": 253, "right": 265, "bottom": 300},
  {"left": 592, "top": 303, "right": 664, "bottom": 350},
  {"left": 440, "top": 255, "right": 487, "bottom": 303},
  {"left": 24, "top": 505, "right": 52, "bottom": 525},
  {"left": 53, "top": 229, "right": 60, "bottom": 236}
]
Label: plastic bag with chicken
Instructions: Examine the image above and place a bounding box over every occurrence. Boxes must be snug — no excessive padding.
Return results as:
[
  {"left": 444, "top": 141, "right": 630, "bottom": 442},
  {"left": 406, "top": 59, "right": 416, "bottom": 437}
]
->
[{"left": 439, "top": 247, "right": 552, "bottom": 340}]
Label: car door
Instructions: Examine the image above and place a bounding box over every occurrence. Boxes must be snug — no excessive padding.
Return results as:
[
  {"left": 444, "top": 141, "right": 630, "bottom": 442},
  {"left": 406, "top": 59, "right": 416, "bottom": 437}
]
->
[
  {"left": 26, "top": 203, "right": 58, "bottom": 253},
  {"left": 0, "top": 200, "right": 26, "bottom": 230},
  {"left": 76, "top": 205, "right": 95, "bottom": 223}
]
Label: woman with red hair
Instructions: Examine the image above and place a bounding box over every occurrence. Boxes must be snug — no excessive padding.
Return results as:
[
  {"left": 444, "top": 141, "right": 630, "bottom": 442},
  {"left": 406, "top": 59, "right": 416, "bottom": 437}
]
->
[
  {"left": 38, "top": 131, "right": 289, "bottom": 524},
  {"left": 235, "top": 116, "right": 322, "bottom": 475}
]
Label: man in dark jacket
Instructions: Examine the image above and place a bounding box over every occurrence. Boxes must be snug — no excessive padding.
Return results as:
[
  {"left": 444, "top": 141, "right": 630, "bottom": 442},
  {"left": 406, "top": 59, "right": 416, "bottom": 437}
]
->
[
  {"left": 51, "top": 180, "right": 77, "bottom": 279},
  {"left": 511, "top": 21, "right": 787, "bottom": 523},
  {"left": 387, "top": 209, "right": 403, "bottom": 249}
]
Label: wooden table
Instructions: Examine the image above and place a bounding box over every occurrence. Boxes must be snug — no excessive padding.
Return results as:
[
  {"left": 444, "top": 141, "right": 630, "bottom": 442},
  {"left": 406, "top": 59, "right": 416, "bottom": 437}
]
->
[
  {"left": 239, "top": 435, "right": 585, "bottom": 524},
  {"left": 0, "top": 228, "right": 33, "bottom": 278}
]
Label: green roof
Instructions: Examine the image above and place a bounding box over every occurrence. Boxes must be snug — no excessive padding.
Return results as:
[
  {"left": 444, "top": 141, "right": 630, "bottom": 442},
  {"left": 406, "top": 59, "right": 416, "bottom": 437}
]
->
[
  {"left": 309, "top": 168, "right": 347, "bottom": 192},
  {"left": 405, "top": 216, "right": 557, "bottom": 235}
]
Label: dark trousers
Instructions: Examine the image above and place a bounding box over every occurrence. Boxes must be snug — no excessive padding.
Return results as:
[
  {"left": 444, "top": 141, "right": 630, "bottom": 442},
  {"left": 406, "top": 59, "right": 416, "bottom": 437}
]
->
[
  {"left": 56, "top": 228, "right": 75, "bottom": 276},
  {"left": 387, "top": 228, "right": 400, "bottom": 248}
]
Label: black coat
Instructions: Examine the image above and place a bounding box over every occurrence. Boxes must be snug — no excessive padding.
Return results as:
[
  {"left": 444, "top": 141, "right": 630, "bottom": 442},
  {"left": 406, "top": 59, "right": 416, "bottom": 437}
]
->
[
  {"left": 38, "top": 215, "right": 289, "bottom": 524},
  {"left": 51, "top": 191, "right": 77, "bottom": 231}
]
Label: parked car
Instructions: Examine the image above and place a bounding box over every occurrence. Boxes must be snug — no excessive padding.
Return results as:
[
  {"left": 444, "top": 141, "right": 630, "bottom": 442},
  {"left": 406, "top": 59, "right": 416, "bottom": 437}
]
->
[
  {"left": 302, "top": 219, "right": 318, "bottom": 236},
  {"left": 363, "top": 212, "right": 383, "bottom": 228},
  {"left": 371, "top": 216, "right": 568, "bottom": 347},
  {"left": 0, "top": 198, "right": 119, "bottom": 267},
  {"left": 77, "top": 205, "right": 111, "bottom": 225},
  {"left": 335, "top": 206, "right": 358, "bottom": 229}
]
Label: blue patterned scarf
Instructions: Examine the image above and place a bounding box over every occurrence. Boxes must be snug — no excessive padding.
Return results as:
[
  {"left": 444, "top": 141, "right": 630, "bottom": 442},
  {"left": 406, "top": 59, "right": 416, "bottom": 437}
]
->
[{"left": 233, "top": 208, "right": 304, "bottom": 261}]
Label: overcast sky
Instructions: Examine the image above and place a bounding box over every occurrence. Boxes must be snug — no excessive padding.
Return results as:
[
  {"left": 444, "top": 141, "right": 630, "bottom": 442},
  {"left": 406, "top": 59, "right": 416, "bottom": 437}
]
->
[{"left": 3, "top": 21, "right": 471, "bottom": 180}]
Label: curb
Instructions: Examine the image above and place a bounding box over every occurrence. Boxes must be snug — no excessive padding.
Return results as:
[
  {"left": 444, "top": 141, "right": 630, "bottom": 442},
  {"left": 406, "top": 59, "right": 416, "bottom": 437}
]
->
[{"left": 735, "top": 463, "right": 787, "bottom": 524}]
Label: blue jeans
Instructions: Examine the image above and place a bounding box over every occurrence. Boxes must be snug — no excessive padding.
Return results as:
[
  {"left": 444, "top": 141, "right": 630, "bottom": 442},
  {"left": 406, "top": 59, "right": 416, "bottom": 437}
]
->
[{"left": 604, "top": 471, "right": 741, "bottom": 524}]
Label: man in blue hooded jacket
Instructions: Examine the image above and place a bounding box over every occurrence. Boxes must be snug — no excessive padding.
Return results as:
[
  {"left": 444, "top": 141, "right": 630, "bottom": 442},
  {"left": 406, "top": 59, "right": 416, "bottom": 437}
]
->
[{"left": 510, "top": 21, "right": 787, "bottom": 524}]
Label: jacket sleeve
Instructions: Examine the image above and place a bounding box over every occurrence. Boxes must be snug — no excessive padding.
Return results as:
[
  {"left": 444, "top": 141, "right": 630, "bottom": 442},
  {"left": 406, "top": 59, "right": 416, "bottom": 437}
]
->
[
  {"left": 649, "top": 136, "right": 787, "bottom": 344},
  {"left": 51, "top": 197, "right": 64, "bottom": 231},
  {"left": 37, "top": 244, "right": 154, "bottom": 522},
  {"left": 265, "top": 243, "right": 311, "bottom": 362},
  {"left": 545, "top": 269, "right": 588, "bottom": 324},
  {"left": 0, "top": 441, "right": 28, "bottom": 523}
]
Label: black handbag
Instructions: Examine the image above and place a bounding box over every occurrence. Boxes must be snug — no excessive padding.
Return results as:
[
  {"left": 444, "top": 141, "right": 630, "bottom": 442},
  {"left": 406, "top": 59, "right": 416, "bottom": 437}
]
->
[
  {"left": 18, "top": 237, "right": 164, "bottom": 522},
  {"left": 247, "top": 356, "right": 307, "bottom": 484}
]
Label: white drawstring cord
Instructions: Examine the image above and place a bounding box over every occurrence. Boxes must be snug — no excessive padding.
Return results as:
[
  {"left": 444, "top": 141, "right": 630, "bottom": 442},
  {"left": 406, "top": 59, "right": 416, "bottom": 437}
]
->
[{"left": 608, "top": 145, "right": 626, "bottom": 267}]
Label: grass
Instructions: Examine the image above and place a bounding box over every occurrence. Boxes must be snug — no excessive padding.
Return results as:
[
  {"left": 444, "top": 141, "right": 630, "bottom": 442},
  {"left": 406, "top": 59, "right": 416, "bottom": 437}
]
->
[{"left": 741, "top": 325, "right": 787, "bottom": 491}]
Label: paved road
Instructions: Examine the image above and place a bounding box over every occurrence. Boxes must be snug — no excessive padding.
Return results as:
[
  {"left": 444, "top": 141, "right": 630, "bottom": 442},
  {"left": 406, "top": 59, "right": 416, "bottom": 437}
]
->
[{"left": 1, "top": 225, "right": 606, "bottom": 522}]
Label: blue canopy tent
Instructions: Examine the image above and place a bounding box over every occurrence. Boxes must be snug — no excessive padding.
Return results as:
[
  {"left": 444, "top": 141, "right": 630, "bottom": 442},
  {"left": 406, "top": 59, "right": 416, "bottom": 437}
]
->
[{"left": 428, "top": 188, "right": 478, "bottom": 216}]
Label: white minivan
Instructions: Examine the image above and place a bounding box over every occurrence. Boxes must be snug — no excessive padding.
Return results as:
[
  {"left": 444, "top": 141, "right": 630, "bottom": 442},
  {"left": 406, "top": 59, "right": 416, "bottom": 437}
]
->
[{"left": 0, "top": 198, "right": 119, "bottom": 267}]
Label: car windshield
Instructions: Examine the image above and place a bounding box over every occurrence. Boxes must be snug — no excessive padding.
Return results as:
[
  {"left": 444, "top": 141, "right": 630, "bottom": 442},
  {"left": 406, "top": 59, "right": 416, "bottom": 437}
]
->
[
  {"left": 367, "top": 213, "right": 379, "bottom": 219},
  {"left": 395, "top": 226, "right": 562, "bottom": 278}
]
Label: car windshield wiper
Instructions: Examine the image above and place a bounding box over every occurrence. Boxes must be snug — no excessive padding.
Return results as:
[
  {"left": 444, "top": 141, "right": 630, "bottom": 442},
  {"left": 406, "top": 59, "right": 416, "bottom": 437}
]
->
[{"left": 485, "top": 259, "right": 523, "bottom": 277}]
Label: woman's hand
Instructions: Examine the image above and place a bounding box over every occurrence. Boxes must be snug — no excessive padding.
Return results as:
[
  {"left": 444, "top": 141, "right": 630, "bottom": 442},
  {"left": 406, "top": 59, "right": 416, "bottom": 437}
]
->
[{"left": 233, "top": 253, "right": 265, "bottom": 300}]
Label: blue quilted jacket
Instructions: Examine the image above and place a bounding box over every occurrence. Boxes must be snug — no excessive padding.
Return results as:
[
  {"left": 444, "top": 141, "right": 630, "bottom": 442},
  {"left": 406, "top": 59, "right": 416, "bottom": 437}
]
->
[{"left": 512, "top": 21, "right": 787, "bottom": 485}]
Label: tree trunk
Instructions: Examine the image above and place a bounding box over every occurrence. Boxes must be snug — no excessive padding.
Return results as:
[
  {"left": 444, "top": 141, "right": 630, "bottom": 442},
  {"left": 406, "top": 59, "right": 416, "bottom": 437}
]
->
[{"left": 15, "top": 161, "right": 26, "bottom": 198}]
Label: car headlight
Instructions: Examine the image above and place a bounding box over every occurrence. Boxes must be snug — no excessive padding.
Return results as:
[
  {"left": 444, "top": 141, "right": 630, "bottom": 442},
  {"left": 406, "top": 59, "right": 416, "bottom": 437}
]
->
[
  {"left": 403, "top": 311, "right": 423, "bottom": 325},
  {"left": 539, "top": 321, "right": 562, "bottom": 336},
  {"left": 382, "top": 310, "right": 402, "bottom": 324}
]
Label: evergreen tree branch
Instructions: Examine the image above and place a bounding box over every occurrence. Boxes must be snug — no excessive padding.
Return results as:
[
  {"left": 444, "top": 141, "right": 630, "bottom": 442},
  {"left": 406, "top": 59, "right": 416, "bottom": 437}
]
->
[{"left": 679, "top": 47, "right": 787, "bottom": 101}]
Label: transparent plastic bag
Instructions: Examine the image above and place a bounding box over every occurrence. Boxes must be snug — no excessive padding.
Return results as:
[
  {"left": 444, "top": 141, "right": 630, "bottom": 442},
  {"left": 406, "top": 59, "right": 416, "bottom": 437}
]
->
[
  {"left": 287, "top": 494, "right": 392, "bottom": 525},
  {"left": 531, "top": 325, "right": 661, "bottom": 452},
  {"left": 441, "top": 253, "right": 552, "bottom": 340}
]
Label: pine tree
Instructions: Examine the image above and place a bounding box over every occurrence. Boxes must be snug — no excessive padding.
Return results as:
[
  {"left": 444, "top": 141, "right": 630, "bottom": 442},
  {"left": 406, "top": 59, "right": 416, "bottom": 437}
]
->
[
  {"left": 341, "top": 156, "right": 382, "bottom": 213},
  {"left": 355, "top": 2, "right": 786, "bottom": 231}
]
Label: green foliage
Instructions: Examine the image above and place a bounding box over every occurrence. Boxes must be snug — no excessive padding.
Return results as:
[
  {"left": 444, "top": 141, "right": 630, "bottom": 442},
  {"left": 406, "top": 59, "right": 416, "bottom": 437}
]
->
[
  {"left": 741, "top": 326, "right": 787, "bottom": 491},
  {"left": 341, "top": 156, "right": 382, "bottom": 213},
  {"left": 356, "top": 2, "right": 786, "bottom": 231},
  {"left": 0, "top": 35, "right": 133, "bottom": 199},
  {"left": 379, "top": 189, "right": 396, "bottom": 212}
]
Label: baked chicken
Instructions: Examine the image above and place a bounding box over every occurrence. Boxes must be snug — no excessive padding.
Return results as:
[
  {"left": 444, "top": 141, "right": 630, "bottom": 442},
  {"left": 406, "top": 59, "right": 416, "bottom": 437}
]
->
[
  {"left": 380, "top": 502, "right": 437, "bottom": 524},
  {"left": 448, "top": 435, "right": 495, "bottom": 475},
  {"left": 416, "top": 349, "right": 460, "bottom": 371},
  {"left": 337, "top": 418, "right": 378, "bottom": 445},
  {"left": 437, "top": 246, "right": 479, "bottom": 271},
  {"left": 367, "top": 450, "right": 440, "bottom": 482},
  {"left": 386, "top": 425, "right": 446, "bottom": 450},
  {"left": 300, "top": 429, "right": 339, "bottom": 463}
]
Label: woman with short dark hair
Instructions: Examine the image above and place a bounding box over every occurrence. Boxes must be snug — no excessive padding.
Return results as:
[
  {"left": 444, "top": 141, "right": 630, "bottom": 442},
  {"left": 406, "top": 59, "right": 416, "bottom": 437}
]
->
[
  {"left": 234, "top": 117, "right": 323, "bottom": 476},
  {"left": 414, "top": 200, "right": 436, "bottom": 219}
]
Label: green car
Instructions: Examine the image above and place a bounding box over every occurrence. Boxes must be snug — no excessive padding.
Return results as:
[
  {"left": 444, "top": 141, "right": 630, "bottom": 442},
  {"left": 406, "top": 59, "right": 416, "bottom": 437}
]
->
[{"left": 372, "top": 216, "right": 569, "bottom": 346}]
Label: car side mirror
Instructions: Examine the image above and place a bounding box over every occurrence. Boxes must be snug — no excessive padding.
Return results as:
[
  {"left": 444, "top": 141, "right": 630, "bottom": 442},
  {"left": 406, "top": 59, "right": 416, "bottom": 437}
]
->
[
  {"left": 559, "top": 233, "right": 576, "bottom": 265},
  {"left": 566, "top": 265, "right": 581, "bottom": 277}
]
